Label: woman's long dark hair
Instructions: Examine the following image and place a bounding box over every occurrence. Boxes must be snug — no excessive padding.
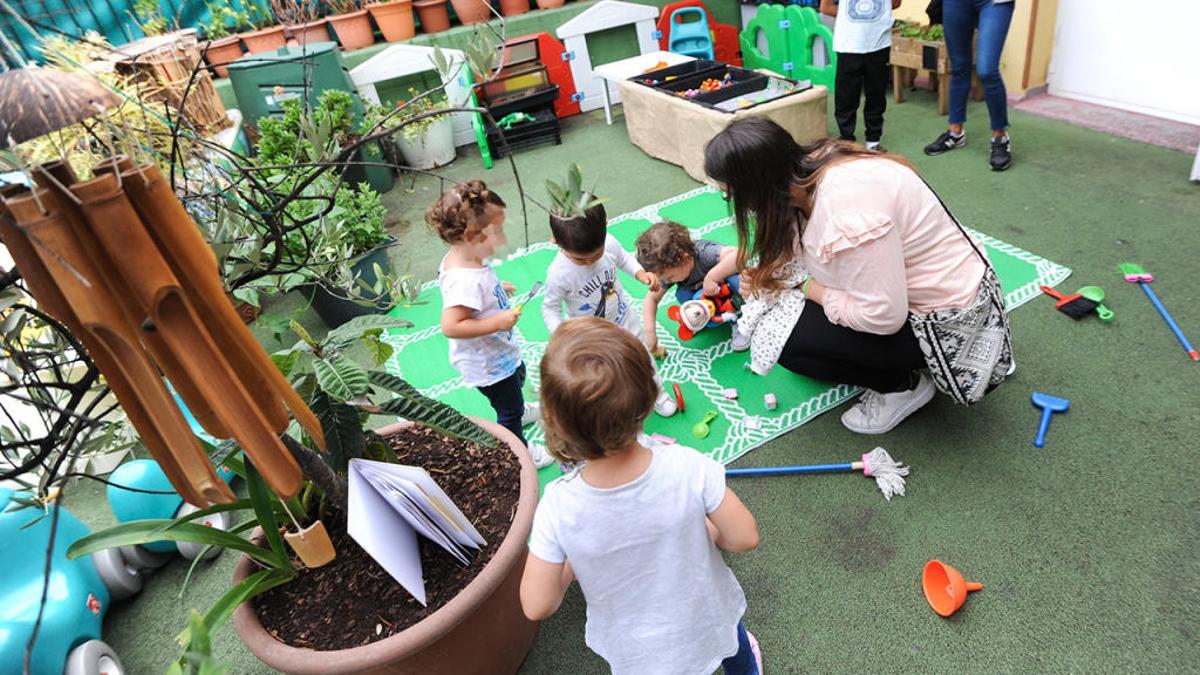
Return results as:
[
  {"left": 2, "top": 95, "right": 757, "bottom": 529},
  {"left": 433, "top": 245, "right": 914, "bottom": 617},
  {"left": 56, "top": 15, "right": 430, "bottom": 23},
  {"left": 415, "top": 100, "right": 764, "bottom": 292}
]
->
[{"left": 703, "top": 117, "right": 910, "bottom": 290}]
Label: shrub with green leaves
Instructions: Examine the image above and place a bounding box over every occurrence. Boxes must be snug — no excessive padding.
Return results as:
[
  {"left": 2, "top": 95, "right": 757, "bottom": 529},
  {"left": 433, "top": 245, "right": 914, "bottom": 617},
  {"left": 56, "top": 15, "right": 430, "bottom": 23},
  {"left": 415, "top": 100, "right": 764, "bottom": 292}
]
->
[{"left": 545, "top": 163, "right": 605, "bottom": 219}]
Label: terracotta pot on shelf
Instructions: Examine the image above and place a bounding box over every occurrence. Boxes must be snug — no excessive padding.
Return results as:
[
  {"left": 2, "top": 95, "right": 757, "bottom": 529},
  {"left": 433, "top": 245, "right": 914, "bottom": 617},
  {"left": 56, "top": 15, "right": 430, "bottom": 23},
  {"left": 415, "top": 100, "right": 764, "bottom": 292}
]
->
[
  {"left": 203, "top": 35, "right": 244, "bottom": 78},
  {"left": 232, "top": 416, "right": 540, "bottom": 675},
  {"left": 240, "top": 25, "right": 287, "bottom": 54},
  {"left": 327, "top": 9, "right": 376, "bottom": 50},
  {"left": 499, "top": 0, "right": 529, "bottom": 16},
  {"left": 366, "top": 0, "right": 416, "bottom": 42},
  {"left": 535, "top": 0, "right": 565, "bottom": 8},
  {"left": 289, "top": 17, "right": 331, "bottom": 45},
  {"left": 414, "top": 0, "right": 451, "bottom": 33},
  {"left": 449, "top": 0, "right": 491, "bottom": 25}
]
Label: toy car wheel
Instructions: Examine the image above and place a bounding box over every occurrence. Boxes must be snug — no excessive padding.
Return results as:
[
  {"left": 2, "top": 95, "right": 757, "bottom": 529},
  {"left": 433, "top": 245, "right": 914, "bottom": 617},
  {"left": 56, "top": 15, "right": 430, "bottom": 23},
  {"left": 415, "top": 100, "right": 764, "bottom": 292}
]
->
[
  {"left": 65, "top": 639, "right": 125, "bottom": 675},
  {"left": 92, "top": 547, "right": 144, "bottom": 601},
  {"left": 174, "top": 503, "right": 231, "bottom": 561},
  {"left": 119, "top": 544, "right": 172, "bottom": 571}
]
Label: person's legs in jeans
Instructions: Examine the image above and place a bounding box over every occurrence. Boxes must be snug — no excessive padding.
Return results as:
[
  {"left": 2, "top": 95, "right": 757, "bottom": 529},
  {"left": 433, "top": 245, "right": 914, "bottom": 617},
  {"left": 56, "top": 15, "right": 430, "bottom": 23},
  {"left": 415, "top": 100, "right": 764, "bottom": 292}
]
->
[
  {"left": 834, "top": 51, "right": 866, "bottom": 141},
  {"left": 776, "top": 304, "right": 927, "bottom": 392},
  {"left": 942, "top": 0, "right": 978, "bottom": 131},
  {"left": 862, "top": 46, "right": 890, "bottom": 144},
  {"left": 721, "top": 621, "right": 761, "bottom": 674},
  {"left": 477, "top": 363, "right": 527, "bottom": 446},
  {"left": 975, "top": 0, "right": 1015, "bottom": 132}
]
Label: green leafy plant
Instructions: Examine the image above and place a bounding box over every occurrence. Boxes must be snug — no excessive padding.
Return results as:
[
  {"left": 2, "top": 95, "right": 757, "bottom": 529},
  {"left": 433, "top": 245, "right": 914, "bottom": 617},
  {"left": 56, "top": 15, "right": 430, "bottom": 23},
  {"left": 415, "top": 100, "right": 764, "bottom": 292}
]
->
[
  {"left": 363, "top": 89, "right": 449, "bottom": 146},
  {"left": 203, "top": 1, "right": 257, "bottom": 39},
  {"left": 131, "top": 0, "right": 169, "bottom": 36},
  {"left": 893, "top": 19, "right": 944, "bottom": 41},
  {"left": 545, "top": 163, "right": 605, "bottom": 219},
  {"left": 326, "top": 0, "right": 360, "bottom": 14}
]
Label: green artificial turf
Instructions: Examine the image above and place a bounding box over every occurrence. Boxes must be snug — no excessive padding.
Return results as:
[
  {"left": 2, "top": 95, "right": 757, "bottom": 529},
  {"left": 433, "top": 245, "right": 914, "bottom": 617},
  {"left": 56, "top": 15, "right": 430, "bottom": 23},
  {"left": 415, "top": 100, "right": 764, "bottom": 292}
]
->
[{"left": 75, "top": 89, "right": 1199, "bottom": 673}]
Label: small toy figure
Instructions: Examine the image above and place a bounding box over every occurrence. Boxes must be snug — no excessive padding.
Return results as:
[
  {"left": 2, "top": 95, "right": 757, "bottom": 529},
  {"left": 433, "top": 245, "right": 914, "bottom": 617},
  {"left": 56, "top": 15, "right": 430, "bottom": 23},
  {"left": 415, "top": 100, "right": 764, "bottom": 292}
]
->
[{"left": 666, "top": 282, "right": 740, "bottom": 341}]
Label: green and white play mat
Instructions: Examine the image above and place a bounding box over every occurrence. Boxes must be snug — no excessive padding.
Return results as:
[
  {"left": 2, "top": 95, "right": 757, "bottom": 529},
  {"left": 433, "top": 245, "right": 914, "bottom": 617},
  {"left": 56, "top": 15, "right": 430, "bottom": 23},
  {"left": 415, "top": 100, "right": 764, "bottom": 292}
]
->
[{"left": 384, "top": 187, "right": 1071, "bottom": 481}]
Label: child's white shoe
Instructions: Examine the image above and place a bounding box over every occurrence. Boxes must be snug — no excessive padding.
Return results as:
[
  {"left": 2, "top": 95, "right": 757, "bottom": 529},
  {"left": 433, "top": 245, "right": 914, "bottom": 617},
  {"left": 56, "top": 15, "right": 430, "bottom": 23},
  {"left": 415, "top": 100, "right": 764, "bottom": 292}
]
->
[
  {"left": 653, "top": 389, "right": 678, "bottom": 417},
  {"left": 527, "top": 441, "right": 556, "bottom": 468},
  {"left": 731, "top": 326, "right": 751, "bottom": 352},
  {"left": 522, "top": 402, "right": 541, "bottom": 427}
]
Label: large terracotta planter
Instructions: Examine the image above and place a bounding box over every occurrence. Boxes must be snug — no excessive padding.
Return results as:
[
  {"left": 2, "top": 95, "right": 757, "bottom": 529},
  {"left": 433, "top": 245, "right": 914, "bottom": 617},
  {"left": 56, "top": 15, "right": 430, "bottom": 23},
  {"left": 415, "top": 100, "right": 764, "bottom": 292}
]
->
[
  {"left": 241, "top": 25, "right": 287, "bottom": 54},
  {"left": 366, "top": 0, "right": 416, "bottom": 42},
  {"left": 449, "top": 0, "right": 491, "bottom": 24},
  {"left": 499, "top": 0, "right": 529, "bottom": 16},
  {"left": 233, "top": 416, "right": 540, "bottom": 674},
  {"left": 413, "top": 0, "right": 451, "bottom": 33},
  {"left": 203, "top": 35, "right": 243, "bottom": 78},
  {"left": 536, "top": 0, "right": 565, "bottom": 7},
  {"left": 328, "top": 9, "right": 376, "bottom": 50},
  {"left": 289, "top": 18, "right": 331, "bottom": 46}
]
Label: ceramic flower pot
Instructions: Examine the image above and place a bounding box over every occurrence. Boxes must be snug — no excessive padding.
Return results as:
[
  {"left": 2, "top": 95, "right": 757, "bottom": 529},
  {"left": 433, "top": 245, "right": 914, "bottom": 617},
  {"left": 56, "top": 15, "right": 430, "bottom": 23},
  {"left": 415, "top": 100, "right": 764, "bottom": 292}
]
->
[
  {"left": 449, "top": 0, "right": 491, "bottom": 25},
  {"left": 366, "top": 0, "right": 416, "bottom": 42},
  {"left": 499, "top": 0, "right": 529, "bottom": 16},
  {"left": 393, "top": 114, "right": 456, "bottom": 170},
  {"left": 289, "top": 18, "right": 331, "bottom": 45},
  {"left": 536, "top": 0, "right": 565, "bottom": 8},
  {"left": 413, "top": 0, "right": 451, "bottom": 32},
  {"left": 327, "top": 9, "right": 376, "bottom": 50},
  {"left": 232, "top": 416, "right": 539, "bottom": 674},
  {"left": 240, "top": 25, "right": 287, "bottom": 54},
  {"left": 203, "top": 35, "right": 244, "bottom": 78}
]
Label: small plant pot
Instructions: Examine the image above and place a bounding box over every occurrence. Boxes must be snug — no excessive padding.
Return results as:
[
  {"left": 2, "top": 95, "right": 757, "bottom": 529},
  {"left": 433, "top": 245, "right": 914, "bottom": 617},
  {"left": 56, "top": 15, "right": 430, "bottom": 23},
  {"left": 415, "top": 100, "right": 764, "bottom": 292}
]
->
[
  {"left": 366, "top": 0, "right": 416, "bottom": 42},
  {"left": 289, "top": 18, "right": 331, "bottom": 46},
  {"left": 535, "top": 0, "right": 565, "bottom": 8},
  {"left": 499, "top": 0, "right": 529, "bottom": 16},
  {"left": 305, "top": 237, "right": 396, "bottom": 328},
  {"left": 232, "top": 417, "right": 539, "bottom": 674},
  {"left": 393, "top": 114, "right": 456, "bottom": 170},
  {"left": 327, "top": 9, "right": 376, "bottom": 50},
  {"left": 449, "top": 0, "right": 491, "bottom": 25},
  {"left": 203, "top": 35, "right": 244, "bottom": 78},
  {"left": 414, "top": 0, "right": 451, "bottom": 32},
  {"left": 240, "top": 25, "right": 287, "bottom": 54}
]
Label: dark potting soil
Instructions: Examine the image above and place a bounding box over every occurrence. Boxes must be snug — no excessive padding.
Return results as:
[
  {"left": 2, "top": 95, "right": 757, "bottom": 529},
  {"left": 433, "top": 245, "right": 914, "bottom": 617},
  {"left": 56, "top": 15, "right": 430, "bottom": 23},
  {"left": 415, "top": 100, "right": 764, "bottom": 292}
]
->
[{"left": 253, "top": 425, "right": 520, "bottom": 651}]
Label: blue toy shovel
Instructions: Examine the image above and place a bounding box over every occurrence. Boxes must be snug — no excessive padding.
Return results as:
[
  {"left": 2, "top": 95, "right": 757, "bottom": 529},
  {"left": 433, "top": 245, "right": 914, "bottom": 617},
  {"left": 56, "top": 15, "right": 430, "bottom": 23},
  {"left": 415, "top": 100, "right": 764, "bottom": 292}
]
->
[{"left": 1031, "top": 392, "right": 1069, "bottom": 448}]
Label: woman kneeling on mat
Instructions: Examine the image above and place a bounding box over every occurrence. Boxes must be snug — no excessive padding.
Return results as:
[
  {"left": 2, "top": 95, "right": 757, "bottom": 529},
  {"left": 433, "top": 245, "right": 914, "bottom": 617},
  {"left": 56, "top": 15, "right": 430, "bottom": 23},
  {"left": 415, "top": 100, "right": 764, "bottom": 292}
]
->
[{"left": 704, "top": 118, "right": 1013, "bottom": 434}]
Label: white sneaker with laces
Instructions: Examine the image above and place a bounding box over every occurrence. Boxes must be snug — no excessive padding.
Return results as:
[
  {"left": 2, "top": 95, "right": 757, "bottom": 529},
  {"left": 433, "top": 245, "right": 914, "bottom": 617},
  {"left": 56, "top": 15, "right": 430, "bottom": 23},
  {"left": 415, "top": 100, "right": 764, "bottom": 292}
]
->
[
  {"left": 654, "top": 389, "right": 678, "bottom": 417},
  {"left": 526, "top": 441, "right": 555, "bottom": 469},
  {"left": 840, "top": 373, "right": 935, "bottom": 435},
  {"left": 731, "top": 326, "right": 751, "bottom": 352},
  {"left": 521, "top": 402, "right": 541, "bottom": 427}
]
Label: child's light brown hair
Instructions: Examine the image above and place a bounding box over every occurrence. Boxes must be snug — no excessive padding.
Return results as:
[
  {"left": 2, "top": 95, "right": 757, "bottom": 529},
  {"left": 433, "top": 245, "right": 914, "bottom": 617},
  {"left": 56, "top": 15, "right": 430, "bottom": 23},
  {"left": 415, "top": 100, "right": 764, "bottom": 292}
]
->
[
  {"left": 539, "top": 317, "right": 657, "bottom": 462},
  {"left": 635, "top": 220, "right": 695, "bottom": 272},
  {"left": 426, "top": 179, "right": 507, "bottom": 244}
]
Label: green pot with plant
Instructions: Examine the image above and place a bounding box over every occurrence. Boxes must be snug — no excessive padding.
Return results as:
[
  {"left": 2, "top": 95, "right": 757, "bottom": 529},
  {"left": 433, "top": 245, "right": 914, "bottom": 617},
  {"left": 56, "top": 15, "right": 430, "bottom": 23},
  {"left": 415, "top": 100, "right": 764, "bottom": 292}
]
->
[
  {"left": 326, "top": 0, "right": 376, "bottom": 50},
  {"left": 66, "top": 317, "right": 540, "bottom": 674}
]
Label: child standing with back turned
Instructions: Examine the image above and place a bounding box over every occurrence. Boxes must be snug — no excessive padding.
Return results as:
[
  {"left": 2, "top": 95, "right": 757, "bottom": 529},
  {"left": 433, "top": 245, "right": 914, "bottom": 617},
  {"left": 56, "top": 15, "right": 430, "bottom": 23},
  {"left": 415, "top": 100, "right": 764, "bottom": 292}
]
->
[
  {"left": 821, "top": 0, "right": 903, "bottom": 151},
  {"left": 428, "top": 180, "right": 553, "bottom": 467},
  {"left": 521, "top": 317, "right": 763, "bottom": 674}
]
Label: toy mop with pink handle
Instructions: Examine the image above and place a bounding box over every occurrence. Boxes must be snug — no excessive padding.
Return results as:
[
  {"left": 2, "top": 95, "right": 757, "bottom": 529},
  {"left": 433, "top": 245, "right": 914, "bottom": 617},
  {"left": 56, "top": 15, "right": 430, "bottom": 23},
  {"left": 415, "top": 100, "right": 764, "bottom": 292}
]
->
[
  {"left": 1118, "top": 263, "right": 1198, "bottom": 361},
  {"left": 726, "top": 447, "right": 909, "bottom": 501}
]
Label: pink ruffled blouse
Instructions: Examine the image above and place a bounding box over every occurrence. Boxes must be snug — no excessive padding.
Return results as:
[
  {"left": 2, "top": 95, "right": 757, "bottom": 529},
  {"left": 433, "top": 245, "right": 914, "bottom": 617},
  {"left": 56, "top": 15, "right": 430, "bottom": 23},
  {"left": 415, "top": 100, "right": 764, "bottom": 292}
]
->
[{"left": 801, "top": 158, "right": 987, "bottom": 335}]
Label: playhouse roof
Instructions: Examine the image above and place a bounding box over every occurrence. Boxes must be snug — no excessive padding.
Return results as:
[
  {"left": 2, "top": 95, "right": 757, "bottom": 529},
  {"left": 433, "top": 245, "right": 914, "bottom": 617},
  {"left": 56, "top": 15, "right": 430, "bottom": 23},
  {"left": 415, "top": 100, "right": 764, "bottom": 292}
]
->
[{"left": 556, "top": 0, "right": 660, "bottom": 39}]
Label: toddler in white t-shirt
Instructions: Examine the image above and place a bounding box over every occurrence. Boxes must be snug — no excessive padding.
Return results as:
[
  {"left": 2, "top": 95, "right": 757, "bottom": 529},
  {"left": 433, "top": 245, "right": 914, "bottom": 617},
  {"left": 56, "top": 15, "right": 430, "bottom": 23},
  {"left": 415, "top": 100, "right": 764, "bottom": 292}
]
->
[
  {"left": 428, "top": 180, "right": 552, "bottom": 467},
  {"left": 520, "top": 317, "right": 763, "bottom": 674}
]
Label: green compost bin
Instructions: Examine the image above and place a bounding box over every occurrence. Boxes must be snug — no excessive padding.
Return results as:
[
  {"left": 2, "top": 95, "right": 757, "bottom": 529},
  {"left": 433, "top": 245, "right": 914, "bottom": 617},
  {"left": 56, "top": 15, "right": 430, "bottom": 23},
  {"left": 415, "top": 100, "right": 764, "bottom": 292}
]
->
[{"left": 226, "top": 42, "right": 394, "bottom": 194}]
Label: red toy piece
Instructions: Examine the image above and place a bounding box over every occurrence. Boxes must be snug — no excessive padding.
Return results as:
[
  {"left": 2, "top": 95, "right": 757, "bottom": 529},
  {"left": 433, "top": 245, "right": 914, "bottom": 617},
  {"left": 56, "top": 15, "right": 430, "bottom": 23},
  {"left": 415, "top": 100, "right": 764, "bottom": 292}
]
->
[
  {"left": 673, "top": 382, "right": 685, "bottom": 413},
  {"left": 512, "top": 32, "right": 582, "bottom": 119},
  {"left": 656, "top": 1, "right": 742, "bottom": 67}
]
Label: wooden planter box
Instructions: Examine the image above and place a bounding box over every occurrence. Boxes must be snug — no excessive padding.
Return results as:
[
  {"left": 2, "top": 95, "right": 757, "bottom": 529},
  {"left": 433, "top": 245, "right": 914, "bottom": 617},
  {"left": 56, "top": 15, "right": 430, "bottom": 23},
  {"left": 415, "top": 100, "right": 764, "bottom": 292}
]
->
[{"left": 890, "top": 33, "right": 982, "bottom": 115}]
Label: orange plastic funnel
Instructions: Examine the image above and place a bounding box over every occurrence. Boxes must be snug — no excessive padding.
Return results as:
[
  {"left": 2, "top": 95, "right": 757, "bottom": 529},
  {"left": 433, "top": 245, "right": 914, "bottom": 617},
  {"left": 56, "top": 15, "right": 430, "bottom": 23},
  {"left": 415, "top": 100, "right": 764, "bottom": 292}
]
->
[{"left": 922, "top": 560, "right": 983, "bottom": 617}]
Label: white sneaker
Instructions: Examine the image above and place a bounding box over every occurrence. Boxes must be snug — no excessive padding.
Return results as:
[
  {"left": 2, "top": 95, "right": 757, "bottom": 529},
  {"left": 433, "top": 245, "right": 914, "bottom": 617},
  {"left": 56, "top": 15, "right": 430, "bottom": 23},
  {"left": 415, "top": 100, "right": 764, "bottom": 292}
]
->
[
  {"left": 654, "top": 389, "right": 678, "bottom": 417},
  {"left": 840, "top": 373, "right": 935, "bottom": 435},
  {"left": 731, "top": 326, "right": 751, "bottom": 352},
  {"left": 521, "top": 402, "right": 541, "bottom": 427},
  {"left": 527, "top": 441, "right": 555, "bottom": 468}
]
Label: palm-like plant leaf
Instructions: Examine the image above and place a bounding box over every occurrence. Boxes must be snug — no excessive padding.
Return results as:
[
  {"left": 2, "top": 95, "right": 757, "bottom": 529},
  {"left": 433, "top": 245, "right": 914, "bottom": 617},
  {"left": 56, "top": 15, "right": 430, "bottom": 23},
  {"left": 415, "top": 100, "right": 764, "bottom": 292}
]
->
[
  {"left": 369, "top": 371, "right": 497, "bottom": 447},
  {"left": 310, "top": 389, "right": 366, "bottom": 473}
]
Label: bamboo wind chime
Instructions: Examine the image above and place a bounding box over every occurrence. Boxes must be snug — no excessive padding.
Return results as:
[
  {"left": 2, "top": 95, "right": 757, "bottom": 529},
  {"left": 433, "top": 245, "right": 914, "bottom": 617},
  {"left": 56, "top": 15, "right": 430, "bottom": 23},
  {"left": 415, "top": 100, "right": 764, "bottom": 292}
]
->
[{"left": 0, "top": 158, "right": 325, "bottom": 506}]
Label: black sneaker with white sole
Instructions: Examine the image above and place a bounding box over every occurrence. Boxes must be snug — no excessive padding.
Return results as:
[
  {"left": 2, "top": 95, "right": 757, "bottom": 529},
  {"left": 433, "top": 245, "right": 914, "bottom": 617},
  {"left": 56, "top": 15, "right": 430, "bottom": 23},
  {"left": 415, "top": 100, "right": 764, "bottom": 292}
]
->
[
  {"left": 923, "top": 130, "right": 966, "bottom": 155},
  {"left": 990, "top": 136, "right": 1012, "bottom": 171}
]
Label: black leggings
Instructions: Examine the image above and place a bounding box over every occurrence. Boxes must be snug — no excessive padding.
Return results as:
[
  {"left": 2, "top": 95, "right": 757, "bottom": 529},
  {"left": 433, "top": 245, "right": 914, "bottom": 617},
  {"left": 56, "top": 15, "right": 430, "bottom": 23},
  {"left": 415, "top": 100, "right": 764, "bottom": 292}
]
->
[{"left": 776, "top": 303, "right": 927, "bottom": 393}]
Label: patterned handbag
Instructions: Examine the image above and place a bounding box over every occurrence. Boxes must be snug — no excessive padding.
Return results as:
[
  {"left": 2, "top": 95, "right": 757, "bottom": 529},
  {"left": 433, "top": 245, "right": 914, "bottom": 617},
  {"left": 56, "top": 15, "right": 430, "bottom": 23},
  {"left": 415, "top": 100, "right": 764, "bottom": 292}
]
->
[{"left": 907, "top": 182, "right": 1014, "bottom": 405}]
